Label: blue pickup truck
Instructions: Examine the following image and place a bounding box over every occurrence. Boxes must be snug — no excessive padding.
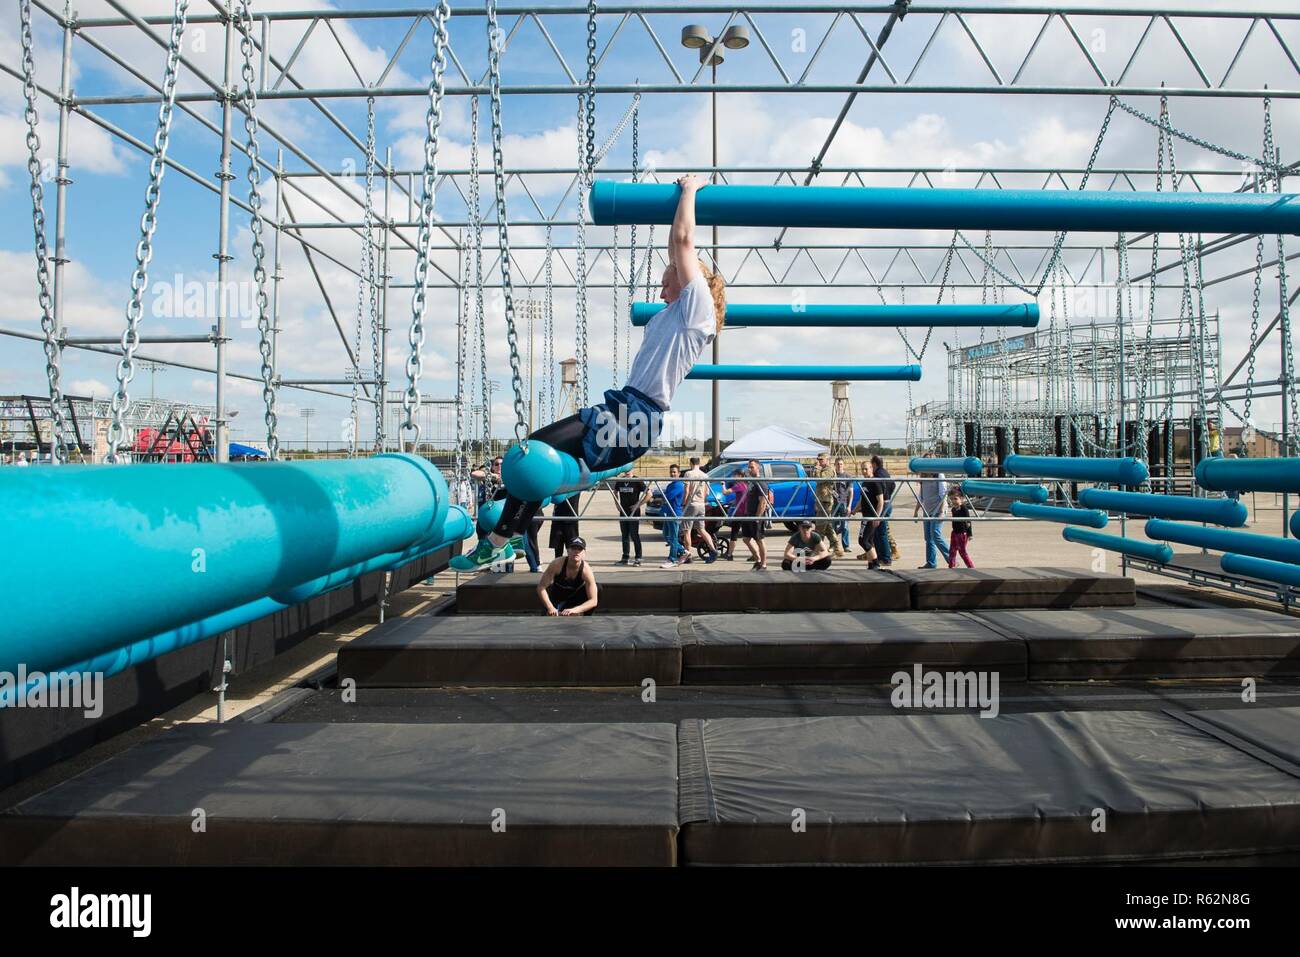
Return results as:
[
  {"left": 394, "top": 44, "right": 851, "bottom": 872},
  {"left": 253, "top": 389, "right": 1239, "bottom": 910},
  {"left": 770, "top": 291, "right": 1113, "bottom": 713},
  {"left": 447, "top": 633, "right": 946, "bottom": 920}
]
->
[{"left": 646, "top": 458, "right": 855, "bottom": 531}]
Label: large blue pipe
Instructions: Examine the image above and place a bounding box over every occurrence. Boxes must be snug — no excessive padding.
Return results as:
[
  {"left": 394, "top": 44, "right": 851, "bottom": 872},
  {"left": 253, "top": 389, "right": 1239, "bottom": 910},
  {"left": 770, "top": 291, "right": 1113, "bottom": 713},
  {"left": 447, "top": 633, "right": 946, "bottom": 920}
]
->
[
  {"left": 590, "top": 181, "right": 1300, "bottom": 235},
  {"left": 1062, "top": 527, "right": 1172, "bottom": 564},
  {"left": 1005, "top": 454, "right": 1149, "bottom": 486},
  {"left": 1221, "top": 553, "right": 1300, "bottom": 587},
  {"left": 1196, "top": 456, "right": 1300, "bottom": 493},
  {"left": 961, "top": 480, "right": 1048, "bottom": 503},
  {"left": 1145, "top": 519, "right": 1300, "bottom": 565},
  {"left": 910, "top": 456, "right": 983, "bottom": 477},
  {"left": 0, "top": 454, "right": 448, "bottom": 676},
  {"left": 270, "top": 504, "right": 474, "bottom": 604},
  {"left": 1, "top": 505, "right": 474, "bottom": 707},
  {"left": 631, "top": 302, "right": 1040, "bottom": 329},
  {"left": 1079, "top": 488, "right": 1248, "bottom": 527},
  {"left": 1009, "top": 502, "right": 1108, "bottom": 528},
  {"left": 686, "top": 364, "right": 920, "bottom": 381}
]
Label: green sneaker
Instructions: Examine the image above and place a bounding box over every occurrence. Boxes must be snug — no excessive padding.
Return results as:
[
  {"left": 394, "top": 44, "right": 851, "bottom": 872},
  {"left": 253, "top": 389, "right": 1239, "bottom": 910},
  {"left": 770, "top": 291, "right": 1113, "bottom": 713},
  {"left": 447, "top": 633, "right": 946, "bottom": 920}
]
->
[
  {"left": 450, "top": 538, "right": 515, "bottom": 571},
  {"left": 507, "top": 534, "right": 526, "bottom": 553}
]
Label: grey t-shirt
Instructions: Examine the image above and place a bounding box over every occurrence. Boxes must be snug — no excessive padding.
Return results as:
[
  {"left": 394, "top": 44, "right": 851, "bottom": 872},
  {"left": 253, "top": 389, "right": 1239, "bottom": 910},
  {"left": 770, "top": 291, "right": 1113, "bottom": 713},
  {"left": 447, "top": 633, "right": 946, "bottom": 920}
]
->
[
  {"left": 625, "top": 273, "right": 716, "bottom": 410},
  {"left": 918, "top": 474, "right": 947, "bottom": 514}
]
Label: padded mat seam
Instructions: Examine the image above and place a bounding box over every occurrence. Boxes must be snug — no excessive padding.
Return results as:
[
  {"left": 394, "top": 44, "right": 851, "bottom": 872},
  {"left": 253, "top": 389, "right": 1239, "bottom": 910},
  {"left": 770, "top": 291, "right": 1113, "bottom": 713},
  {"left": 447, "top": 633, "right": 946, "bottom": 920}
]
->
[
  {"left": 1162, "top": 709, "right": 1300, "bottom": 782},
  {"left": 960, "top": 610, "right": 1023, "bottom": 643},
  {"left": 676, "top": 719, "right": 718, "bottom": 825}
]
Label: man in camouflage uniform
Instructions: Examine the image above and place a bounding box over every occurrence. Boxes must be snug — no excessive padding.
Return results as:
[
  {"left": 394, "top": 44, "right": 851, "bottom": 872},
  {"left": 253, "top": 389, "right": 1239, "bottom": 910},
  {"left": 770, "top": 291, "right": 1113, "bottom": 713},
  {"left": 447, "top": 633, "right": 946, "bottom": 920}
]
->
[{"left": 812, "top": 451, "right": 844, "bottom": 559}]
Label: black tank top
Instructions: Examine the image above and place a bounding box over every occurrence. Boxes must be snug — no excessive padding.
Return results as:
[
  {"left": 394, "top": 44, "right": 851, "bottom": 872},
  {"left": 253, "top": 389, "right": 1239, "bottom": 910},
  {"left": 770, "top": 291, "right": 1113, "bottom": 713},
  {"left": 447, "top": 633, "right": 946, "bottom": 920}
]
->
[{"left": 547, "top": 558, "right": 589, "bottom": 607}]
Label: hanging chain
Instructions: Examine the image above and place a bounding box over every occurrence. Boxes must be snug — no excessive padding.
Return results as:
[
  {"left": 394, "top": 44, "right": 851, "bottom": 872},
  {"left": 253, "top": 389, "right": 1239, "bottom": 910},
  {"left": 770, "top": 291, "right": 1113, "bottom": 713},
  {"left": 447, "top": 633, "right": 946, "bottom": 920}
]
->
[
  {"left": 368, "top": 108, "right": 382, "bottom": 453},
  {"left": 486, "top": 0, "right": 529, "bottom": 445},
  {"left": 574, "top": 96, "right": 592, "bottom": 406},
  {"left": 572, "top": 0, "right": 598, "bottom": 406},
  {"left": 469, "top": 95, "right": 489, "bottom": 454},
  {"left": 107, "top": 0, "right": 188, "bottom": 463},
  {"left": 612, "top": 221, "right": 620, "bottom": 386},
  {"left": 1262, "top": 99, "right": 1298, "bottom": 452},
  {"left": 455, "top": 228, "right": 470, "bottom": 493},
  {"left": 626, "top": 102, "right": 639, "bottom": 386},
  {"left": 1113, "top": 96, "right": 1284, "bottom": 176},
  {"left": 349, "top": 95, "right": 377, "bottom": 458},
  {"left": 951, "top": 98, "right": 1116, "bottom": 300},
  {"left": 19, "top": 0, "right": 69, "bottom": 462},
  {"left": 401, "top": 0, "right": 452, "bottom": 451},
  {"left": 235, "top": 0, "right": 280, "bottom": 460}
]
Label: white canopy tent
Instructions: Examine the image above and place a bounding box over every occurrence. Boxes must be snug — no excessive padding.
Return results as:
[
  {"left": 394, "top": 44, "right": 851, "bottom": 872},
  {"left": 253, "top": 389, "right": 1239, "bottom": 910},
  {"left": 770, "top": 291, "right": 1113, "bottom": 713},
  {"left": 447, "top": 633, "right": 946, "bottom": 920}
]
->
[{"left": 720, "top": 426, "right": 827, "bottom": 461}]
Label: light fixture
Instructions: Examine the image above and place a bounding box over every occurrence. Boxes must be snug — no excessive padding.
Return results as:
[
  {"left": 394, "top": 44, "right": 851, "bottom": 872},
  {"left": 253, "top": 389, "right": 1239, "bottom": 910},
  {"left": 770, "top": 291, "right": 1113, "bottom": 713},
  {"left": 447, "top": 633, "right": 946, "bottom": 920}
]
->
[
  {"left": 680, "top": 24, "right": 710, "bottom": 49},
  {"left": 721, "top": 25, "right": 750, "bottom": 50},
  {"left": 682, "top": 23, "right": 725, "bottom": 65}
]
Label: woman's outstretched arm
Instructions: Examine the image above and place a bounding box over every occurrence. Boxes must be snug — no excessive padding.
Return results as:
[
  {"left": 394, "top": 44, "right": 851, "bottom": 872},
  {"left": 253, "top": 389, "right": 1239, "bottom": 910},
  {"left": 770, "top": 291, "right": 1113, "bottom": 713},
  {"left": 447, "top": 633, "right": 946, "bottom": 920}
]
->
[{"left": 671, "top": 174, "right": 704, "bottom": 282}]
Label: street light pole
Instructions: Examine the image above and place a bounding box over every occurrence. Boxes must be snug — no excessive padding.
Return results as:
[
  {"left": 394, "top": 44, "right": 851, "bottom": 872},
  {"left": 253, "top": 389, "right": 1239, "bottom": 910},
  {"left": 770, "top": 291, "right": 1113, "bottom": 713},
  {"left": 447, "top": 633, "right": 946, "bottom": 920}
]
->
[
  {"left": 682, "top": 23, "right": 748, "bottom": 461},
  {"left": 711, "top": 61, "right": 720, "bottom": 462}
]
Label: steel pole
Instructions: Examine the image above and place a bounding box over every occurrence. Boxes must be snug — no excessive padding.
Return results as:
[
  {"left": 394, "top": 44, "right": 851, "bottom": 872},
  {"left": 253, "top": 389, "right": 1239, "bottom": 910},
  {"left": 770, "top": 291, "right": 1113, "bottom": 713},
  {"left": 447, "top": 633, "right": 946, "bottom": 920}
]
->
[
  {"left": 711, "top": 62, "right": 720, "bottom": 462},
  {"left": 380, "top": 145, "right": 393, "bottom": 452},
  {"left": 213, "top": 8, "right": 234, "bottom": 463},
  {"left": 50, "top": 7, "right": 74, "bottom": 462}
]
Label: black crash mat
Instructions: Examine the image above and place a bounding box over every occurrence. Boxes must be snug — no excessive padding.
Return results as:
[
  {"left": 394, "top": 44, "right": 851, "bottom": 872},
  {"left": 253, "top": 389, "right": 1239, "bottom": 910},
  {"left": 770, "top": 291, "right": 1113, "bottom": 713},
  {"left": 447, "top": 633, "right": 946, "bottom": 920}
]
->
[
  {"left": 456, "top": 570, "right": 683, "bottom": 614},
  {"left": 0, "top": 722, "right": 680, "bottom": 866},
  {"left": 976, "top": 607, "right": 1300, "bottom": 680},
  {"left": 679, "top": 567, "right": 910, "bottom": 612},
  {"left": 895, "top": 566, "right": 1135, "bottom": 610},
  {"left": 338, "top": 615, "right": 683, "bottom": 687},
  {"left": 1179, "top": 706, "right": 1300, "bottom": 771},
  {"left": 681, "top": 612, "right": 1025, "bottom": 683},
  {"left": 677, "top": 711, "right": 1300, "bottom": 865}
]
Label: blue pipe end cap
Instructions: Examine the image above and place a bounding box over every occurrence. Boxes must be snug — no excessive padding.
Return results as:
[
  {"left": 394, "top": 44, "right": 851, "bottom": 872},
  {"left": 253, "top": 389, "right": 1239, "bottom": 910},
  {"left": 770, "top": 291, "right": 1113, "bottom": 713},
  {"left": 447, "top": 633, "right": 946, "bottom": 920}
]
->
[
  {"left": 1117, "top": 458, "right": 1150, "bottom": 486},
  {"left": 476, "top": 498, "right": 505, "bottom": 535},
  {"left": 502, "top": 441, "right": 565, "bottom": 502},
  {"left": 1291, "top": 510, "right": 1300, "bottom": 539}
]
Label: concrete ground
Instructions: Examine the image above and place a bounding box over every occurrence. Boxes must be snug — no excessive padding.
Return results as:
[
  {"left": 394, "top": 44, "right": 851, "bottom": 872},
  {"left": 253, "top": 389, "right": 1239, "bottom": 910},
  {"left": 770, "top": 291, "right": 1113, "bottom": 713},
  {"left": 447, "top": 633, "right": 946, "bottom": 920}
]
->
[{"left": 522, "top": 484, "right": 1292, "bottom": 585}]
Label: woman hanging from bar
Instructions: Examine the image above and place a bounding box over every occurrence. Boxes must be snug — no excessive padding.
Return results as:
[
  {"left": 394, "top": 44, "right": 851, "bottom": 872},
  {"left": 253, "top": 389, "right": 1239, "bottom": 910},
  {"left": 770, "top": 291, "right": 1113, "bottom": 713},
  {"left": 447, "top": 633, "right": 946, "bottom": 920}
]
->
[{"left": 453, "top": 174, "right": 727, "bottom": 570}]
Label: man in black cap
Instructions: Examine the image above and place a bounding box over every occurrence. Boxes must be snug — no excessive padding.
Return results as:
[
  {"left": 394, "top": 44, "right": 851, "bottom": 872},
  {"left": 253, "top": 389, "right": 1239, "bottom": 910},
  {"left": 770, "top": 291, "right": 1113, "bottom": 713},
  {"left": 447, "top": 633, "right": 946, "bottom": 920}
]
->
[
  {"left": 538, "top": 536, "right": 598, "bottom": 616},
  {"left": 782, "top": 520, "right": 834, "bottom": 571}
]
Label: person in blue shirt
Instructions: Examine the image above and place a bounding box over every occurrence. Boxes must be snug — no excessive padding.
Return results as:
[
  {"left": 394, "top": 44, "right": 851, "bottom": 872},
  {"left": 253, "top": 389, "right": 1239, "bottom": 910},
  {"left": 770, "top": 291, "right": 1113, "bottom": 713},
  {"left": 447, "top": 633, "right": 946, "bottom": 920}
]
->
[{"left": 661, "top": 463, "right": 687, "bottom": 568}]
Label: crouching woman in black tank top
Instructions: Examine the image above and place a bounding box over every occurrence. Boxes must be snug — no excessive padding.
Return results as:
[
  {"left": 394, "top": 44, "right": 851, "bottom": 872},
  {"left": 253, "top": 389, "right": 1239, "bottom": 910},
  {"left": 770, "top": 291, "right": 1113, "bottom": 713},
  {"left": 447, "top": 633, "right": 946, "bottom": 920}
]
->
[{"left": 538, "top": 537, "right": 599, "bottom": 616}]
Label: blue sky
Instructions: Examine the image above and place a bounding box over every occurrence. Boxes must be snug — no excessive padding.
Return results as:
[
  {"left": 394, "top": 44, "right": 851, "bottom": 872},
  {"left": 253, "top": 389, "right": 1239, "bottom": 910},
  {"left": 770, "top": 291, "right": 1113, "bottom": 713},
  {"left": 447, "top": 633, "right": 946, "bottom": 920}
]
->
[{"left": 2, "top": 0, "right": 1298, "bottom": 448}]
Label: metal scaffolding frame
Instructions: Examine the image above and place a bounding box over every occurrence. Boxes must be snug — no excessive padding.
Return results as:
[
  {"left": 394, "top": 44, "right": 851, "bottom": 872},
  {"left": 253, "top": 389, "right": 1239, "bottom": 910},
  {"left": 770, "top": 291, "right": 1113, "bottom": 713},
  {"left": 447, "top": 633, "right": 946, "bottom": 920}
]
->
[
  {"left": 3, "top": 0, "right": 1297, "bottom": 472},
  {"left": 906, "top": 312, "right": 1226, "bottom": 470}
]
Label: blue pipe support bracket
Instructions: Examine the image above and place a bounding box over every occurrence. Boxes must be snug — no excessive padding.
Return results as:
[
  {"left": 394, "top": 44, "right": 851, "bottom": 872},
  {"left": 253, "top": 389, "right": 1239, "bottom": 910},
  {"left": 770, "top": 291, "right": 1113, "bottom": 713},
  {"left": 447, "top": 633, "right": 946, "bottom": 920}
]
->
[
  {"left": 1009, "top": 501, "right": 1108, "bottom": 528},
  {"left": 909, "top": 456, "right": 983, "bottom": 477},
  {"left": 1292, "top": 510, "right": 1300, "bottom": 539},
  {"left": 686, "top": 364, "right": 921, "bottom": 381},
  {"left": 0, "top": 453, "right": 448, "bottom": 676},
  {"left": 1078, "top": 488, "right": 1248, "bottom": 527},
  {"left": 1221, "top": 553, "right": 1300, "bottom": 588},
  {"left": 961, "top": 480, "right": 1048, "bottom": 503},
  {"left": 1, "top": 504, "right": 475, "bottom": 707},
  {"left": 1005, "top": 454, "right": 1149, "bottom": 486},
  {"left": 589, "top": 181, "right": 1300, "bottom": 235},
  {"left": 502, "top": 440, "right": 634, "bottom": 502},
  {"left": 1196, "top": 456, "right": 1300, "bottom": 494},
  {"left": 631, "top": 301, "right": 1039, "bottom": 329},
  {"left": 1145, "top": 518, "right": 1300, "bottom": 565},
  {"left": 1062, "top": 527, "right": 1173, "bottom": 564}
]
